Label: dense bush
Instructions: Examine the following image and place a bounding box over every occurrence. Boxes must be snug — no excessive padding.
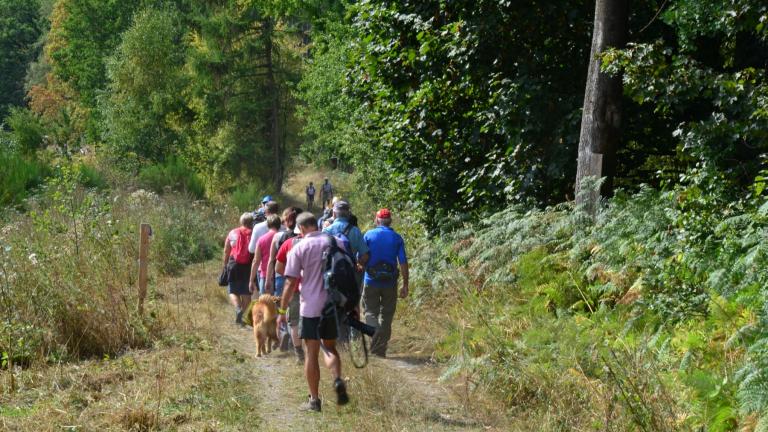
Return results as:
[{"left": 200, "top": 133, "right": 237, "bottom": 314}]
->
[
  {"left": 0, "top": 145, "right": 47, "bottom": 207},
  {"left": 0, "top": 167, "right": 222, "bottom": 364},
  {"left": 138, "top": 158, "right": 205, "bottom": 199}
]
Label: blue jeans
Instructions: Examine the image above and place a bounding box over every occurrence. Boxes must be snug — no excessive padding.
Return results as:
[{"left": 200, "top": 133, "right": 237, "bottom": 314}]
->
[{"left": 259, "top": 275, "right": 285, "bottom": 297}]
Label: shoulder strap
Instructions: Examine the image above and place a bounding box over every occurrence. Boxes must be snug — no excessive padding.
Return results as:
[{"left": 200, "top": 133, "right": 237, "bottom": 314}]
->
[{"left": 342, "top": 222, "right": 353, "bottom": 237}]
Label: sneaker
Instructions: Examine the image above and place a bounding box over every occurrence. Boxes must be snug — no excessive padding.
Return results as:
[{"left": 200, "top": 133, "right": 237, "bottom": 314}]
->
[
  {"left": 235, "top": 309, "right": 243, "bottom": 325},
  {"left": 334, "top": 378, "right": 350, "bottom": 406},
  {"left": 301, "top": 396, "right": 321, "bottom": 412}
]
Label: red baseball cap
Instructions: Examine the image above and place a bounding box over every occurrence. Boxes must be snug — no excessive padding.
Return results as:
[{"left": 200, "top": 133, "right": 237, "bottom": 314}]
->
[{"left": 376, "top": 208, "right": 391, "bottom": 219}]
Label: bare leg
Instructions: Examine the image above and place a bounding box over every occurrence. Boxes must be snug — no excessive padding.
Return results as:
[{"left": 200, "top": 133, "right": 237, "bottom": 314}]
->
[
  {"left": 304, "top": 339, "right": 321, "bottom": 399},
  {"left": 320, "top": 339, "right": 342, "bottom": 380}
]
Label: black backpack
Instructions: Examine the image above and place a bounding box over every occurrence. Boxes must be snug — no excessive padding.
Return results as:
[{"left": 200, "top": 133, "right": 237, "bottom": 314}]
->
[{"left": 322, "top": 234, "right": 360, "bottom": 314}]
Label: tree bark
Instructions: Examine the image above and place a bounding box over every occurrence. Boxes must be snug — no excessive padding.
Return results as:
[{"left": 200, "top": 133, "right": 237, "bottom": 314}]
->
[
  {"left": 575, "top": 0, "right": 629, "bottom": 213},
  {"left": 263, "top": 18, "right": 283, "bottom": 192}
]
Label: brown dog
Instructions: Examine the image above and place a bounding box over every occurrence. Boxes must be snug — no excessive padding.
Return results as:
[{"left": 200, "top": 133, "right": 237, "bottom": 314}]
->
[{"left": 252, "top": 294, "right": 279, "bottom": 357}]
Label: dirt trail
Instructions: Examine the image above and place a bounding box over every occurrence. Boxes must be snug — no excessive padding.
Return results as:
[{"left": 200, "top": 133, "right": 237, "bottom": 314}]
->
[{"left": 202, "top": 167, "right": 491, "bottom": 431}]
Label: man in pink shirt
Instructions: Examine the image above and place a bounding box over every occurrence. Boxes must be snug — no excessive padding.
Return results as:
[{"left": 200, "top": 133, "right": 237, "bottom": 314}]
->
[{"left": 278, "top": 212, "right": 349, "bottom": 412}]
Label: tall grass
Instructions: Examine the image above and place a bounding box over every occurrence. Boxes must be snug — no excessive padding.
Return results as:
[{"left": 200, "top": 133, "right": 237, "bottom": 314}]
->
[{"left": 0, "top": 167, "right": 224, "bottom": 365}]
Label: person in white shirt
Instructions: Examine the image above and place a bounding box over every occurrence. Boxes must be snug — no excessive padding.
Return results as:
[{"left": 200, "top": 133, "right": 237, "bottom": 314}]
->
[{"left": 248, "top": 201, "right": 279, "bottom": 253}]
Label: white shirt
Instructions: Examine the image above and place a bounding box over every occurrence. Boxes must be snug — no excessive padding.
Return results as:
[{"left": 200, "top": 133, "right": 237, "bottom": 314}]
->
[{"left": 248, "top": 221, "right": 269, "bottom": 253}]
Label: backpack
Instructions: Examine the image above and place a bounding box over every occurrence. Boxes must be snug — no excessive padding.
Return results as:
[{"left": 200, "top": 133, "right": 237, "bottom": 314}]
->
[
  {"left": 322, "top": 234, "right": 360, "bottom": 314},
  {"left": 333, "top": 222, "right": 355, "bottom": 259},
  {"left": 231, "top": 227, "right": 253, "bottom": 264}
]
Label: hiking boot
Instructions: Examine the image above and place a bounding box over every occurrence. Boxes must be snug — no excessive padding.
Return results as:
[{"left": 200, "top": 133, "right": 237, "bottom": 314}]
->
[
  {"left": 334, "top": 378, "right": 350, "bottom": 406},
  {"left": 294, "top": 346, "right": 305, "bottom": 364},
  {"left": 301, "top": 396, "right": 321, "bottom": 412}
]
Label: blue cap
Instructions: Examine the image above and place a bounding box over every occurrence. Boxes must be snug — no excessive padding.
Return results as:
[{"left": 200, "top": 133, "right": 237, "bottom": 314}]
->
[{"left": 261, "top": 195, "right": 273, "bottom": 204}]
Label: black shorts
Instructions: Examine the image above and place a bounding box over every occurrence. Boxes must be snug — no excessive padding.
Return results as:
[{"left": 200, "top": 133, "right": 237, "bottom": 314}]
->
[{"left": 300, "top": 315, "right": 338, "bottom": 340}]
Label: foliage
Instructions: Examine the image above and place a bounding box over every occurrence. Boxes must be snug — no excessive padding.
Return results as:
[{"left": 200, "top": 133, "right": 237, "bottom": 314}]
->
[
  {"left": 229, "top": 182, "right": 268, "bottom": 213},
  {"left": 408, "top": 179, "right": 768, "bottom": 430},
  {"left": 4, "top": 107, "right": 46, "bottom": 153},
  {"left": 0, "top": 146, "right": 47, "bottom": 207},
  {"left": 604, "top": 0, "right": 768, "bottom": 190},
  {"left": 0, "top": 0, "right": 42, "bottom": 120},
  {"left": 0, "top": 167, "right": 223, "bottom": 363},
  {"left": 101, "top": 7, "right": 188, "bottom": 163},
  {"left": 138, "top": 158, "right": 205, "bottom": 199}
]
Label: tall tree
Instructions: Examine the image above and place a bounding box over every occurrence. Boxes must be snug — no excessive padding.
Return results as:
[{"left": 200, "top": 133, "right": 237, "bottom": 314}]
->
[
  {"left": 101, "top": 7, "right": 188, "bottom": 163},
  {"left": 0, "top": 0, "right": 41, "bottom": 121},
  {"left": 575, "top": 0, "right": 629, "bottom": 211}
]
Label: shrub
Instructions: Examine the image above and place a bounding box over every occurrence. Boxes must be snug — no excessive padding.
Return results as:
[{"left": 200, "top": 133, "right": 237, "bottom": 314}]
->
[
  {"left": 75, "top": 162, "right": 107, "bottom": 189},
  {"left": 0, "top": 167, "right": 224, "bottom": 363},
  {"left": 0, "top": 147, "right": 47, "bottom": 206},
  {"left": 138, "top": 158, "right": 205, "bottom": 199},
  {"left": 229, "top": 182, "right": 266, "bottom": 212},
  {"left": 4, "top": 107, "right": 45, "bottom": 153}
]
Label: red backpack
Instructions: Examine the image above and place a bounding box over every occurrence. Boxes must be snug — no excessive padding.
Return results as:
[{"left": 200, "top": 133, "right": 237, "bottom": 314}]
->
[{"left": 231, "top": 227, "right": 253, "bottom": 264}]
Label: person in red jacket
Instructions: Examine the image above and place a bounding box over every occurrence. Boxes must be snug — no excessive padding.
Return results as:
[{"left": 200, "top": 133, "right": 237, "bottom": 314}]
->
[{"left": 222, "top": 212, "right": 255, "bottom": 325}]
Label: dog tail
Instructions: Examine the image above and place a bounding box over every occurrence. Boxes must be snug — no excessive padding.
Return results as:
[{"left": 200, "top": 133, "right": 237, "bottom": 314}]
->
[{"left": 258, "top": 294, "right": 278, "bottom": 304}]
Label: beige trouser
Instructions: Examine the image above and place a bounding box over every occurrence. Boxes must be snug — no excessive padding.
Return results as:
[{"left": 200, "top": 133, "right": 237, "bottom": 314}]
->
[{"left": 362, "top": 283, "right": 398, "bottom": 356}]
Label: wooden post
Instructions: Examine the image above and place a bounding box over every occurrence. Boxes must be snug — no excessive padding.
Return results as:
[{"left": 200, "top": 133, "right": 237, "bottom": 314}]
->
[{"left": 138, "top": 223, "right": 151, "bottom": 315}]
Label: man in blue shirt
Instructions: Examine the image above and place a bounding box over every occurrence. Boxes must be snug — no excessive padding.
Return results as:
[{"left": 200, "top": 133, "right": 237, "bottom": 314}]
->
[{"left": 362, "top": 208, "right": 409, "bottom": 357}]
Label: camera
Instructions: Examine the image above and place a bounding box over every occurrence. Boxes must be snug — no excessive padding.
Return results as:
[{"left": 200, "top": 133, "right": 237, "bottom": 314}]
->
[{"left": 343, "top": 313, "right": 376, "bottom": 337}]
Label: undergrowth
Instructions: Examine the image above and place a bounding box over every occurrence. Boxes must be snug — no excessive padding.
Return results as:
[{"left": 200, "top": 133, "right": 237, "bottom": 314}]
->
[
  {"left": 0, "top": 165, "right": 223, "bottom": 368},
  {"left": 411, "top": 184, "right": 768, "bottom": 431}
]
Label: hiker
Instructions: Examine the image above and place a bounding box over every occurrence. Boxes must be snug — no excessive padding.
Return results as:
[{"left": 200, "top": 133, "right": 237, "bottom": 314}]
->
[
  {"left": 248, "top": 200, "right": 280, "bottom": 254},
  {"left": 317, "top": 196, "right": 339, "bottom": 230},
  {"left": 323, "top": 200, "right": 369, "bottom": 342},
  {"left": 273, "top": 221, "right": 305, "bottom": 362},
  {"left": 222, "top": 212, "right": 255, "bottom": 325},
  {"left": 249, "top": 214, "right": 282, "bottom": 295},
  {"left": 363, "top": 208, "right": 409, "bottom": 357},
  {"left": 320, "top": 178, "right": 333, "bottom": 207},
  {"left": 306, "top": 182, "right": 316, "bottom": 210},
  {"left": 253, "top": 195, "right": 272, "bottom": 223},
  {"left": 266, "top": 207, "right": 303, "bottom": 358},
  {"left": 278, "top": 212, "right": 350, "bottom": 411}
]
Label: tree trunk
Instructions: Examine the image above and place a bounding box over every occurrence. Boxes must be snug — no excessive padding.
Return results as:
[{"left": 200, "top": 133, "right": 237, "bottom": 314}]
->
[
  {"left": 263, "top": 18, "right": 282, "bottom": 192},
  {"left": 575, "top": 0, "right": 628, "bottom": 213}
]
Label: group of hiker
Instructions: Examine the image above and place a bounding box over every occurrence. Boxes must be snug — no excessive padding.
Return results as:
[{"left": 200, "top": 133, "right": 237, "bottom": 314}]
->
[{"left": 220, "top": 181, "right": 409, "bottom": 412}]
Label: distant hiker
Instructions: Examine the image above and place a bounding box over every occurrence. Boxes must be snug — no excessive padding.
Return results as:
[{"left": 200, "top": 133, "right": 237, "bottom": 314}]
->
[
  {"left": 321, "top": 178, "right": 333, "bottom": 207},
  {"left": 248, "top": 201, "right": 280, "bottom": 254},
  {"left": 323, "top": 200, "right": 369, "bottom": 342},
  {"left": 249, "top": 214, "right": 282, "bottom": 295},
  {"left": 363, "top": 208, "right": 409, "bottom": 357},
  {"left": 223, "top": 213, "right": 255, "bottom": 325},
  {"left": 306, "top": 182, "right": 316, "bottom": 210},
  {"left": 253, "top": 195, "right": 272, "bottom": 223},
  {"left": 278, "top": 212, "right": 350, "bottom": 412}
]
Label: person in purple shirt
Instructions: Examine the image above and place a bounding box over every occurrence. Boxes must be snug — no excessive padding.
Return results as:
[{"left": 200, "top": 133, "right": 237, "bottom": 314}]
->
[
  {"left": 362, "top": 208, "right": 409, "bottom": 357},
  {"left": 278, "top": 212, "right": 349, "bottom": 412}
]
